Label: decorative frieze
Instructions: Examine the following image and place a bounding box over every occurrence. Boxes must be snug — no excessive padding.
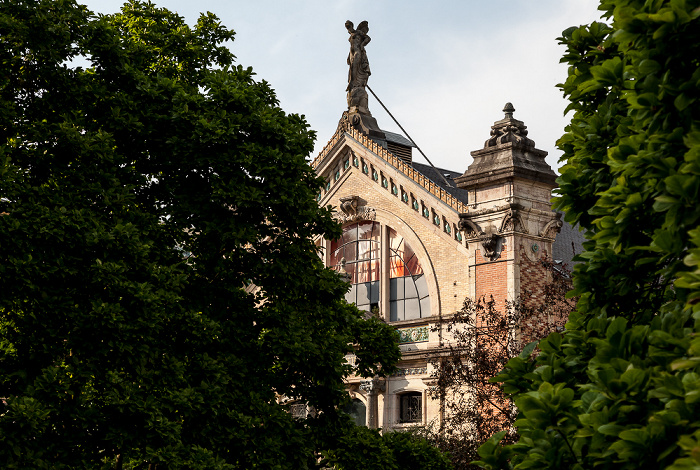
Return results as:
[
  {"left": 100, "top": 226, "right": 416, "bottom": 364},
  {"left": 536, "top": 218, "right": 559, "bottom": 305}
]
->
[
  {"left": 392, "top": 367, "right": 428, "bottom": 377},
  {"left": 359, "top": 377, "right": 385, "bottom": 393},
  {"left": 337, "top": 205, "right": 376, "bottom": 225},
  {"left": 397, "top": 326, "right": 429, "bottom": 343},
  {"left": 311, "top": 126, "right": 469, "bottom": 215}
]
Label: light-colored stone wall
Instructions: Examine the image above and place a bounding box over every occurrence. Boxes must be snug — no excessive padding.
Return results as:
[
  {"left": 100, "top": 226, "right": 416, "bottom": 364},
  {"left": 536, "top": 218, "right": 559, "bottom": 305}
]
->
[
  {"left": 316, "top": 129, "right": 561, "bottom": 432},
  {"left": 317, "top": 138, "right": 470, "bottom": 320},
  {"left": 317, "top": 135, "right": 472, "bottom": 431}
]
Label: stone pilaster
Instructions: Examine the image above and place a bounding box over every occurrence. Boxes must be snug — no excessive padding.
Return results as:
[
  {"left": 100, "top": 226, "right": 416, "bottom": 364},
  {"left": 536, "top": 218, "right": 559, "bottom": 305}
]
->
[{"left": 360, "top": 377, "right": 385, "bottom": 429}]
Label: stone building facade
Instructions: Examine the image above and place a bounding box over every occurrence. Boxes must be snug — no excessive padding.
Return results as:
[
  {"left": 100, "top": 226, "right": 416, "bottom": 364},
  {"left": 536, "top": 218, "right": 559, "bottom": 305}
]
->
[
  {"left": 309, "top": 20, "right": 580, "bottom": 431},
  {"left": 311, "top": 102, "right": 577, "bottom": 431}
]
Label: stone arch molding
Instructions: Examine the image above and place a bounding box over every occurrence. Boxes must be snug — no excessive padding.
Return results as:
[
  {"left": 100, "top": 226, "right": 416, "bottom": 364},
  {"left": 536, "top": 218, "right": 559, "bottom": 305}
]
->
[
  {"left": 458, "top": 218, "right": 482, "bottom": 239},
  {"left": 499, "top": 208, "right": 527, "bottom": 234},
  {"left": 458, "top": 217, "right": 503, "bottom": 262},
  {"left": 540, "top": 217, "right": 563, "bottom": 239}
]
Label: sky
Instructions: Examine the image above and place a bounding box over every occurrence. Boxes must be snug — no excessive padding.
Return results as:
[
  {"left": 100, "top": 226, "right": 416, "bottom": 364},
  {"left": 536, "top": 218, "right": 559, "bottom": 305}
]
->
[{"left": 80, "top": 0, "right": 605, "bottom": 174}]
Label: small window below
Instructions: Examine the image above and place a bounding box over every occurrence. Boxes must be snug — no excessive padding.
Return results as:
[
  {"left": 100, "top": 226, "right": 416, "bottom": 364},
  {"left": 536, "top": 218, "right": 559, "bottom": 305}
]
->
[
  {"left": 290, "top": 402, "right": 308, "bottom": 420},
  {"left": 399, "top": 392, "right": 422, "bottom": 424}
]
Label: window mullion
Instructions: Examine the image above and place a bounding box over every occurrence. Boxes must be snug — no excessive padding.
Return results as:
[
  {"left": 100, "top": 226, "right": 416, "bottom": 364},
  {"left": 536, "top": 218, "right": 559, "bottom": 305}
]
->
[{"left": 380, "top": 224, "right": 390, "bottom": 321}]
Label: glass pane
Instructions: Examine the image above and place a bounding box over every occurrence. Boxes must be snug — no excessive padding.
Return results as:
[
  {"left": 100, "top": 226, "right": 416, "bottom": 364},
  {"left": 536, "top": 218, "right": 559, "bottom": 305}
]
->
[
  {"left": 403, "top": 242, "right": 416, "bottom": 268},
  {"left": 395, "top": 300, "right": 405, "bottom": 321},
  {"left": 344, "top": 262, "right": 356, "bottom": 284},
  {"left": 356, "top": 282, "right": 370, "bottom": 305},
  {"left": 343, "top": 399, "right": 366, "bottom": 427},
  {"left": 356, "top": 260, "right": 371, "bottom": 283},
  {"left": 390, "top": 254, "right": 406, "bottom": 278},
  {"left": 390, "top": 277, "right": 404, "bottom": 300},
  {"left": 358, "top": 240, "right": 372, "bottom": 260},
  {"left": 330, "top": 248, "right": 340, "bottom": 268},
  {"left": 420, "top": 296, "right": 431, "bottom": 317},
  {"left": 389, "top": 300, "right": 400, "bottom": 322},
  {"left": 404, "top": 278, "right": 418, "bottom": 299},
  {"left": 343, "top": 224, "right": 358, "bottom": 245},
  {"left": 330, "top": 238, "right": 340, "bottom": 256},
  {"left": 389, "top": 228, "right": 403, "bottom": 252},
  {"left": 369, "top": 240, "right": 380, "bottom": 260},
  {"left": 358, "top": 221, "right": 377, "bottom": 241},
  {"left": 400, "top": 393, "right": 422, "bottom": 423},
  {"left": 345, "top": 284, "right": 356, "bottom": 304},
  {"left": 344, "top": 243, "right": 357, "bottom": 264},
  {"left": 369, "top": 259, "right": 380, "bottom": 282},
  {"left": 405, "top": 250, "right": 422, "bottom": 275},
  {"left": 415, "top": 274, "right": 429, "bottom": 299},
  {"left": 369, "top": 280, "right": 380, "bottom": 303},
  {"left": 405, "top": 298, "right": 420, "bottom": 320}
]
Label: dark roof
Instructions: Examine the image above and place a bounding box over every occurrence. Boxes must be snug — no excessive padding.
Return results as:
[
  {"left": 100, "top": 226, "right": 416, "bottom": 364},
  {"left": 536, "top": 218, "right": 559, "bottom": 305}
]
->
[
  {"left": 412, "top": 162, "right": 469, "bottom": 205},
  {"left": 368, "top": 128, "right": 468, "bottom": 206},
  {"left": 552, "top": 215, "right": 585, "bottom": 268},
  {"left": 382, "top": 130, "right": 415, "bottom": 148}
]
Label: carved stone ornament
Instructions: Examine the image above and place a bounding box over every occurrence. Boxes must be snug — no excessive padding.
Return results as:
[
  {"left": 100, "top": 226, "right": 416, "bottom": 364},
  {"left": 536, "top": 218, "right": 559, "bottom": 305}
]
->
[
  {"left": 336, "top": 110, "right": 351, "bottom": 134},
  {"left": 337, "top": 203, "right": 376, "bottom": 225},
  {"left": 480, "top": 232, "right": 502, "bottom": 261},
  {"left": 392, "top": 367, "right": 428, "bottom": 377},
  {"left": 484, "top": 103, "right": 536, "bottom": 148},
  {"left": 458, "top": 217, "right": 482, "bottom": 239},
  {"left": 340, "top": 195, "right": 359, "bottom": 216},
  {"left": 540, "top": 214, "right": 564, "bottom": 239},
  {"left": 499, "top": 208, "right": 527, "bottom": 234},
  {"left": 359, "top": 377, "right": 385, "bottom": 394}
]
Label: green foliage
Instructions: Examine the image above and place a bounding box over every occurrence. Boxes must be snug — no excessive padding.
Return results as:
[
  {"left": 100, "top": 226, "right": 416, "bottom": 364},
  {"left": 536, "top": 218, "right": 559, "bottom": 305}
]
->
[
  {"left": 321, "top": 426, "right": 454, "bottom": 470},
  {"left": 424, "top": 262, "right": 575, "bottom": 470},
  {"left": 0, "top": 0, "right": 400, "bottom": 468},
  {"left": 475, "top": 0, "right": 700, "bottom": 469}
]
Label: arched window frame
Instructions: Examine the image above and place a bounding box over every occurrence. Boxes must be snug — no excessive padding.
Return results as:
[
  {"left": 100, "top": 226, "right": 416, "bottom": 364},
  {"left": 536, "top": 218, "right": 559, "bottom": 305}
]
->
[{"left": 329, "top": 221, "right": 431, "bottom": 321}]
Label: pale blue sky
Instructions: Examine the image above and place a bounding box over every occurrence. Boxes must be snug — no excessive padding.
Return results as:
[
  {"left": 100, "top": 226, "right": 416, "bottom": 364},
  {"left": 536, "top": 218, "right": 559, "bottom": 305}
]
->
[{"left": 80, "top": 0, "right": 604, "bottom": 173}]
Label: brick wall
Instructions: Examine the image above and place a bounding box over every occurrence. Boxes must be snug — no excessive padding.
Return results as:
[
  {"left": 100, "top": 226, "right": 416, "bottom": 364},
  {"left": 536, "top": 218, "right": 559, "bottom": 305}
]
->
[{"left": 473, "top": 242, "right": 509, "bottom": 315}]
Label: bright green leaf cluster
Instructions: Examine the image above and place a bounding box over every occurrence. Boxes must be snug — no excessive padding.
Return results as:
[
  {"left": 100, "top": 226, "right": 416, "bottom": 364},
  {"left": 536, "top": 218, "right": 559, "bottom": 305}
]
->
[{"left": 475, "top": 0, "right": 700, "bottom": 469}]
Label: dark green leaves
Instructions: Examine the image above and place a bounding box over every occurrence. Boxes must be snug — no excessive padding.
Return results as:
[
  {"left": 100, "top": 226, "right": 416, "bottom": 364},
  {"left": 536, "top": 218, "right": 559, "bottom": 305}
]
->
[{"left": 0, "top": 1, "right": 401, "bottom": 468}]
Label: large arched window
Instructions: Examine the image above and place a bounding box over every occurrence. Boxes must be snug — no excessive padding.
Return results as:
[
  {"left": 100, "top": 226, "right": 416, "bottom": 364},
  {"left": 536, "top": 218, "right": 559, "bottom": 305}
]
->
[
  {"left": 330, "top": 221, "right": 431, "bottom": 321},
  {"left": 330, "top": 221, "right": 381, "bottom": 312},
  {"left": 388, "top": 228, "right": 430, "bottom": 321}
]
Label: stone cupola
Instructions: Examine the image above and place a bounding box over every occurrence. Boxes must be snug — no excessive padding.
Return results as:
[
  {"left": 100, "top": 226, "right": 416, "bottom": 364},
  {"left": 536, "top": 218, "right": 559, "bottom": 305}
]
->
[
  {"left": 455, "top": 104, "right": 562, "bottom": 312},
  {"left": 454, "top": 103, "right": 557, "bottom": 200}
]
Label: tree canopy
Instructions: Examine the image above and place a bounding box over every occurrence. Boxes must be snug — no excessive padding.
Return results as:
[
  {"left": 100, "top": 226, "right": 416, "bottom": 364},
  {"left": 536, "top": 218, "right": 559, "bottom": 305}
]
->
[
  {"left": 475, "top": 1, "right": 700, "bottom": 469},
  {"left": 0, "top": 1, "right": 404, "bottom": 468}
]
